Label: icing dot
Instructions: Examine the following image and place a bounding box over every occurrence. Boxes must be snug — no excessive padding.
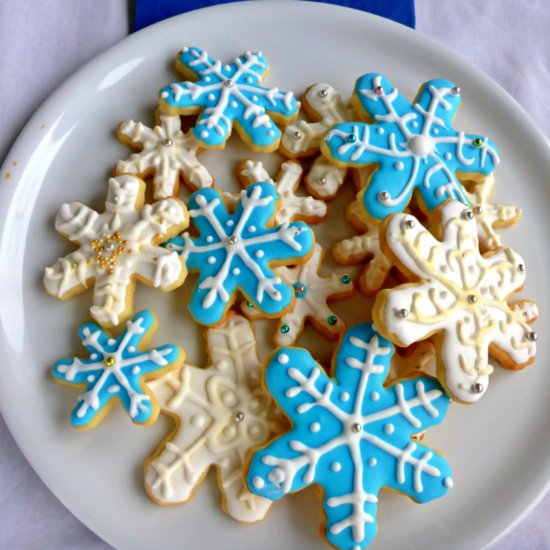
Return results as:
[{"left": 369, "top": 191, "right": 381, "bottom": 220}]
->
[
  {"left": 90, "top": 354, "right": 98, "bottom": 360},
  {"left": 222, "top": 391, "right": 238, "bottom": 407},
  {"left": 127, "top": 346, "right": 136, "bottom": 353},
  {"left": 208, "top": 256, "right": 216, "bottom": 264},
  {"left": 384, "top": 423, "right": 395, "bottom": 434},
  {"left": 200, "top": 130, "right": 209, "bottom": 138},
  {"left": 432, "top": 127, "right": 440, "bottom": 135},
  {"left": 278, "top": 353, "right": 289, "bottom": 364},
  {"left": 376, "top": 127, "right": 384, "bottom": 135},
  {"left": 309, "top": 422, "right": 321, "bottom": 433},
  {"left": 132, "top": 366, "right": 140, "bottom": 375},
  {"left": 444, "top": 477, "right": 454, "bottom": 489},
  {"left": 192, "top": 414, "right": 205, "bottom": 427},
  {"left": 340, "top": 392, "right": 350, "bottom": 402},
  {"left": 255, "top": 250, "right": 264, "bottom": 258},
  {"left": 444, "top": 152, "right": 452, "bottom": 160},
  {"left": 216, "top": 360, "right": 229, "bottom": 371},
  {"left": 331, "top": 462, "right": 342, "bottom": 472},
  {"left": 232, "top": 267, "right": 240, "bottom": 275},
  {"left": 253, "top": 476, "right": 265, "bottom": 489},
  {"left": 203, "top": 75, "right": 210, "bottom": 82},
  {"left": 370, "top": 391, "right": 380, "bottom": 401},
  {"left": 226, "top": 219, "right": 235, "bottom": 227},
  {"left": 252, "top": 95, "right": 259, "bottom": 102},
  {"left": 411, "top": 120, "right": 419, "bottom": 128},
  {"left": 108, "top": 338, "right": 116, "bottom": 346},
  {"left": 160, "top": 91, "right": 169, "bottom": 99},
  {"left": 248, "top": 424, "right": 263, "bottom": 439},
  {"left": 87, "top": 375, "right": 95, "bottom": 383},
  {"left": 223, "top": 424, "right": 237, "bottom": 438},
  {"left": 206, "top": 235, "right": 214, "bottom": 243},
  {"left": 267, "top": 130, "right": 275, "bottom": 137},
  {"left": 269, "top": 468, "right": 285, "bottom": 484},
  {"left": 230, "top": 100, "right": 238, "bottom": 108},
  {"left": 394, "top": 161, "right": 404, "bottom": 171},
  {"left": 248, "top": 225, "right": 257, "bottom": 233},
  {"left": 207, "top": 93, "right": 215, "bottom": 101},
  {"left": 246, "top": 77, "right": 254, "bottom": 83},
  {"left": 224, "top": 64, "right": 231, "bottom": 71},
  {"left": 368, "top": 458, "right": 377, "bottom": 467},
  {"left": 107, "top": 384, "right": 120, "bottom": 394}
]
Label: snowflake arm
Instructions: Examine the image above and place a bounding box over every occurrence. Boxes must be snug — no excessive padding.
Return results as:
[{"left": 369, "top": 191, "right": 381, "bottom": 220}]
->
[
  {"left": 44, "top": 176, "right": 189, "bottom": 327},
  {"left": 165, "top": 182, "right": 314, "bottom": 326},
  {"left": 159, "top": 47, "right": 298, "bottom": 151},
  {"left": 53, "top": 311, "right": 181, "bottom": 429},
  {"left": 145, "top": 315, "right": 284, "bottom": 522},
  {"left": 374, "top": 200, "right": 536, "bottom": 403},
  {"left": 248, "top": 323, "right": 452, "bottom": 550},
  {"left": 115, "top": 114, "right": 213, "bottom": 199},
  {"left": 237, "top": 159, "right": 327, "bottom": 224},
  {"left": 322, "top": 73, "right": 500, "bottom": 220}
]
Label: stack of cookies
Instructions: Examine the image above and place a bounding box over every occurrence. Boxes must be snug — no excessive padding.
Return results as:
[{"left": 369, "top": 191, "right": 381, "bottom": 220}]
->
[{"left": 43, "top": 47, "right": 538, "bottom": 549}]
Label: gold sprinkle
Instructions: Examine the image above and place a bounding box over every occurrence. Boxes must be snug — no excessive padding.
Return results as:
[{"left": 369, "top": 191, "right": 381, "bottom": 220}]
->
[{"left": 4, "top": 172, "right": 11, "bottom": 180}]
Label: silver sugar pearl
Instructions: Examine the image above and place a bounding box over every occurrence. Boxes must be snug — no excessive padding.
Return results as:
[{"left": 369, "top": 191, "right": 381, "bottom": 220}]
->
[
  {"left": 162, "top": 138, "right": 173, "bottom": 147},
  {"left": 518, "top": 264, "right": 526, "bottom": 272},
  {"left": 296, "top": 284, "right": 306, "bottom": 294},
  {"left": 318, "top": 177, "right": 327, "bottom": 186},
  {"left": 293, "top": 130, "right": 302, "bottom": 140},
  {"left": 351, "top": 423, "right": 362, "bottom": 433},
  {"left": 234, "top": 411, "right": 245, "bottom": 422},
  {"left": 104, "top": 242, "right": 116, "bottom": 252},
  {"left": 378, "top": 191, "right": 390, "bottom": 201},
  {"left": 405, "top": 219, "right": 415, "bottom": 229},
  {"left": 474, "top": 206, "right": 483, "bottom": 214},
  {"left": 527, "top": 331, "right": 538, "bottom": 342},
  {"left": 228, "top": 236, "right": 238, "bottom": 245},
  {"left": 224, "top": 79, "right": 234, "bottom": 88},
  {"left": 471, "top": 382, "right": 484, "bottom": 394},
  {"left": 398, "top": 308, "right": 409, "bottom": 318},
  {"left": 462, "top": 209, "right": 474, "bottom": 220},
  {"left": 319, "top": 88, "right": 329, "bottom": 98},
  {"left": 467, "top": 294, "right": 478, "bottom": 304},
  {"left": 451, "top": 86, "right": 461, "bottom": 96}
]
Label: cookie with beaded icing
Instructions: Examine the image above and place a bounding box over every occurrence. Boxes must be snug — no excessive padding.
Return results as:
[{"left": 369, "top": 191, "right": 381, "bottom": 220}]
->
[
  {"left": 53, "top": 310, "right": 183, "bottom": 429},
  {"left": 240, "top": 243, "right": 354, "bottom": 346},
  {"left": 115, "top": 111, "right": 213, "bottom": 199},
  {"left": 145, "top": 314, "right": 286, "bottom": 522},
  {"left": 236, "top": 159, "right": 327, "bottom": 224},
  {"left": 247, "top": 322, "right": 453, "bottom": 550},
  {"left": 164, "top": 181, "right": 315, "bottom": 327},
  {"left": 373, "top": 199, "right": 537, "bottom": 404},
  {"left": 43, "top": 175, "right": 189, "bottom": 328},
  {"left": 321, "top": 73, "right": 500, "bottom": 224},
  {"left": 159, "top": 47, "right": 299, "bottom": 152}
]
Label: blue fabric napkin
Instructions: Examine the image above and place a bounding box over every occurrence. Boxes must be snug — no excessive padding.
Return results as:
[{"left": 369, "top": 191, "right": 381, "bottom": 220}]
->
[{"left": 134, "top": 0, "right": 415, "bottom": 31}]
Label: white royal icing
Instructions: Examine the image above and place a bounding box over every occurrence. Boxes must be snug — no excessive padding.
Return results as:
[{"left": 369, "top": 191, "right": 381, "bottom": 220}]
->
[{"left": 44, "top": 176, "right": 188, "bottom": 326}]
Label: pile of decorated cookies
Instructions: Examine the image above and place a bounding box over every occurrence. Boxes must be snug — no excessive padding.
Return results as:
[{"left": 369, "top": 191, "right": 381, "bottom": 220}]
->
[{"left": 43, "top": 47, "right": 539, "bottom": 549}]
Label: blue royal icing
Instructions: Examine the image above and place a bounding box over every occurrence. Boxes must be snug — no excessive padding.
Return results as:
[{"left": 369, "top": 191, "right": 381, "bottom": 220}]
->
[
  {"left": 53, "top": 310, "right": 181, "bottom": 428},
  {"left": 322, "top": 73, "right": 500, "bottom": 220},
  {"left": 165, "top": 182, "right": 315, "bottom": 326},
  {"left": 159, "top": 47, "right": 298, "bottom": 150},
  {"left": 248, "top": 322, "right": 452, "bottom": 550}
]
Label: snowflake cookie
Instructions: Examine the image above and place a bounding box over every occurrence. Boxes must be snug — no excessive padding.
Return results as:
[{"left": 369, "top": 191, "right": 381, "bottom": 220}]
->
[
  {"left": 115, "top": 113, "right": 213, "bottom": 199},
  {"left": 373, "top": 200, "right": 537, "bottom": 404},
  {"left": 322, "top": 74, "right": 500, "bottom": 221},
  {"left": 53, "top": 310, "right": 181, "bottom": 429},
  {"left": 165, "top": 182, "right": 315, "bottom": 326},
  {"left": 145, "top": 315, "right": 285, "bottom": 522},
  {"left": 159, "top": 47, "right": 298, "bottom": 151},
  {"left": 241, "top": 243, "right": 354, "bottom": 346},
  {"left": 237, "top": 159, "right": 327, "bottom": 224},
  {"left": 248, "top": 322, "right": 452, "bottom": 550},
  {"left": 44, "top": 176, "right": 189, "bottom": 327},
  {"left": 333, "top": 196, "right": 392, "bottom": 294}
]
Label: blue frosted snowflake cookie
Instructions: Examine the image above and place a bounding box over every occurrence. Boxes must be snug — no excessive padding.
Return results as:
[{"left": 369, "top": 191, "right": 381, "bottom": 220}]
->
[
  {"left": 248, "top": 322, "right": 452, "bottom": 550},
  {"left": 165, "top": 182, "right": 315, "bottom": 326},
  {"left": 159, "top": 47, "right": 299, "bottom": 151},
  {"left": 53, "top": 310, "right": 182, "bottom": 429},
  {"left": 321, "top": 73, "right": 500, "bottom": 221}
]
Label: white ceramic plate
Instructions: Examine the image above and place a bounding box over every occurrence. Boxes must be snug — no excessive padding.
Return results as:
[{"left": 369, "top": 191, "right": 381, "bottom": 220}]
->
[{"left": 1, "top": 2, "right": 549, "bottom": 549}]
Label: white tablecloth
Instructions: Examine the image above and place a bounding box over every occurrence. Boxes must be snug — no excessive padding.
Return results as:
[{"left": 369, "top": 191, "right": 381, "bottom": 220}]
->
[{"left": 0, "top": 1, "right": 548, "bottom": 548}]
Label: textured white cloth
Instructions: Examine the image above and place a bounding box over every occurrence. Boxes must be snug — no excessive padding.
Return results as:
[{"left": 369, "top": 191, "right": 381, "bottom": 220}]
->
[{"left": 0, "top": 1, "right": 548, "bottom": 548}]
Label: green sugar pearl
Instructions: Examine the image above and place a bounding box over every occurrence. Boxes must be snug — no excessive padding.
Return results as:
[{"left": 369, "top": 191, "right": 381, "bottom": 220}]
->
[
  {"left": 341, "top": 274, "right": 351, "bottom": 285},
  {"left": 327, "top": 315, "right": 338, "bottom": 326},
  {"left": 280, "top": 324, "right": 290, "bottom": 334},
  {"left": 472, "top": 138, "right": 483, "bottom": 148}
]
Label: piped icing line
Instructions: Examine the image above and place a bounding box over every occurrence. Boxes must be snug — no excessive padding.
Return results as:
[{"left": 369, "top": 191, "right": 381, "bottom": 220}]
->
[
  {"left": 53, "top": 310, "right": 182, "bottom": 429},
  {"left": 115, "top": 113, "right": 213, "bottom": 199},
  {"left": 159, "top": 47, "right": 298, "bottom": 151},
  {"left": 164, "top": 182, "right": 315, "bottom": 326},
  {"left": 247, "top": 322, "right": 452, "bottom": 550},
  {"left": 333, "top": 196, "right": 392, "bottom": 294},
  {"left": 241, "top": 243, "right": 354, "bottom": 346},
  {"left": 373, "top": 199, "right": 537, "bottom": 404},
  {"left": 322, "top": 74, "right": 500, "bottom": 221},
  {"left": 145, "top": 314, "right": 286, "bottom": 522},
  {"left": 43, "top": 176, "right": 189, "bottom": 327},
  {"left": 237, "top": 159, "right": 327, "bottom": 224},
  {"left": 281, "top": 83, "right": 367, "bottom": 199}
]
